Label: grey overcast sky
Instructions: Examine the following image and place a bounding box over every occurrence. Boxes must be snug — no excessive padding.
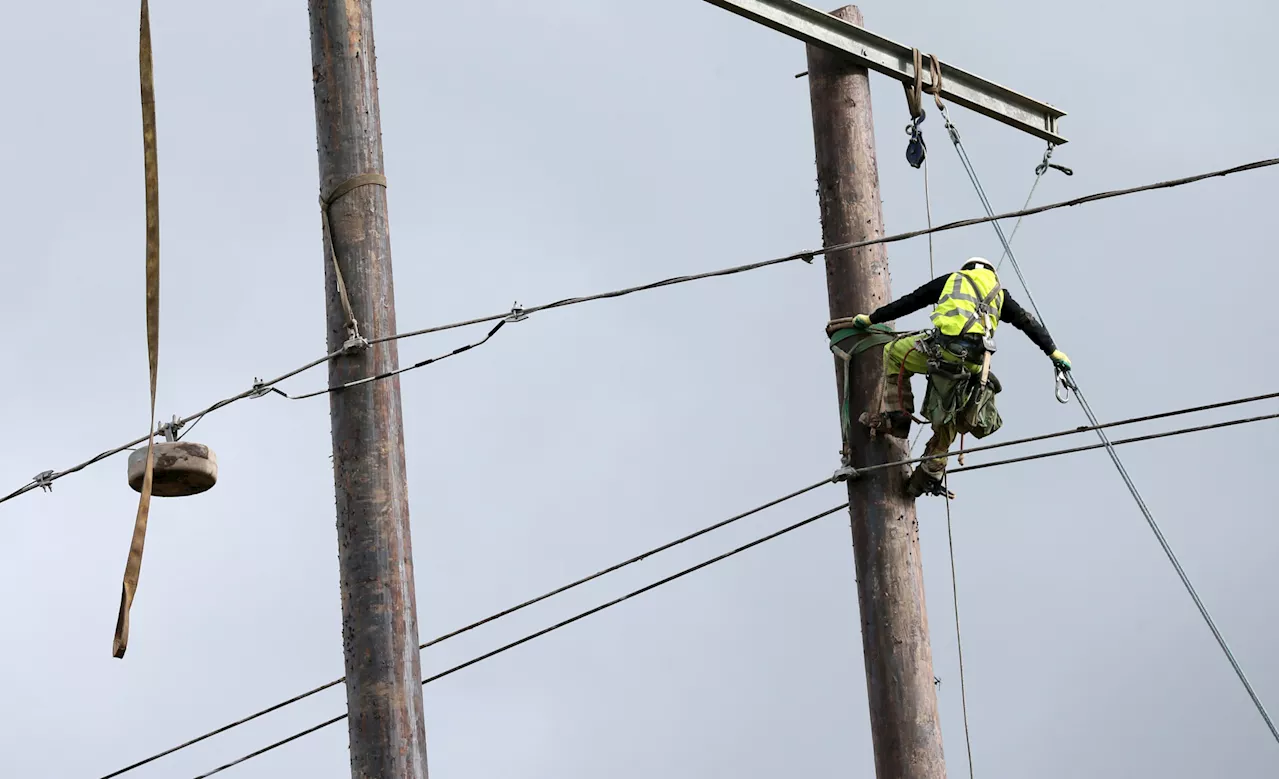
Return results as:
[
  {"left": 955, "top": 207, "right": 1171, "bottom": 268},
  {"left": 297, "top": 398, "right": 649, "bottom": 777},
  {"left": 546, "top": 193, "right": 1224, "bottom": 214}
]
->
[{"left": 1, "top": 1, "right": 1276, "bottom": 777}]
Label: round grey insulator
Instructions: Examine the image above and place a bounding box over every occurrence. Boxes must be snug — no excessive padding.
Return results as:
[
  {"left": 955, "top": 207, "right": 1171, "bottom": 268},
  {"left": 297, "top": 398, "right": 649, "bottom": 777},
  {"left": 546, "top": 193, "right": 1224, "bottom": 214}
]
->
[{"left": 127, "top": 442, "right": 218, "bottom": 497}]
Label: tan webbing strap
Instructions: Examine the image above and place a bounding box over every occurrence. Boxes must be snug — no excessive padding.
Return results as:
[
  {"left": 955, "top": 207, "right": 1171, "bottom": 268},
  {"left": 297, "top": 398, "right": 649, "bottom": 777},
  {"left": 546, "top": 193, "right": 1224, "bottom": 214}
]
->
[
  {"left": 115, "top": 0, "right": 159, "bottom": 659},
  {"left": 904, "top": 50, "right": 945, "bottom": 120},
  {"left": 320, "top": 173, "right": 388, "bottom": 341},
  {"left": 923, "top": 53, "right": 945, "bottom": 113}
]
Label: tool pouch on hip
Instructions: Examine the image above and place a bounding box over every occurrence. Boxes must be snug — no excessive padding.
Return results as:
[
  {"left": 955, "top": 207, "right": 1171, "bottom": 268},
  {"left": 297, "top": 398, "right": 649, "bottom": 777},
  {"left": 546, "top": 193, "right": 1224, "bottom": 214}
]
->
[{"left": 922, "top": 370, "right": 1003, "bottom": 439}]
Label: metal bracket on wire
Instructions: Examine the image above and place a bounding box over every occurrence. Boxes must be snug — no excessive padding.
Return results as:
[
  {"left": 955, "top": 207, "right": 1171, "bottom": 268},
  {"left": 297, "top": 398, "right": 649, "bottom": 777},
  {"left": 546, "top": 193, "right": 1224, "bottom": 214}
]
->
[
  {"left": 504, "top": 301, "right": 529, "bottom": 323},
  {"left": 832, "top": 461, "right": 859, "bottom": 483},
  {"left": 32, "top": 470, "right": 55, "bottom": 493},
  {"left": 157, "top": 415, "right": 184, "bottom": 443},
  {"left": 341, "top": 333, "right": 370, "bottom": 354}
]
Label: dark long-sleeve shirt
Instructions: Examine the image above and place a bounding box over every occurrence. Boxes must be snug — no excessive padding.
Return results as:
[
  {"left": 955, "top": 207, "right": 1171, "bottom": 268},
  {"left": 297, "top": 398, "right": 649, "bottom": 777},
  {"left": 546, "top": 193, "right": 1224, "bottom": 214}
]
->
[{"left": 868, "top": 274, "right": 1058, "bottom": 355}]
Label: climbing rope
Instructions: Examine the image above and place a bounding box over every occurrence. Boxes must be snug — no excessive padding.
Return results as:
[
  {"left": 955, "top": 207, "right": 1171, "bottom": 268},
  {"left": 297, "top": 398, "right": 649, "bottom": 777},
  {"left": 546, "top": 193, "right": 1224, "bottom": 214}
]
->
[
  {"left": 938, "top": 106, "right": 1280, "bottom": 741},
  {"left": 943, "top": 473, "right": 974, "bottom": 779}
]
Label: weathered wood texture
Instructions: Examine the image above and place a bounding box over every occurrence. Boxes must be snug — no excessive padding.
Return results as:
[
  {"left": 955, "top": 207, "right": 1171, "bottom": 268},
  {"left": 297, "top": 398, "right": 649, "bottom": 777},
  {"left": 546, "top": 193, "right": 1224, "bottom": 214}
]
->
[
  {"left": 805, "top": 6, "right": 947, "bottom": 778},
  {"left": 308, "top": 1, "right": 429, "bottom": 777}
]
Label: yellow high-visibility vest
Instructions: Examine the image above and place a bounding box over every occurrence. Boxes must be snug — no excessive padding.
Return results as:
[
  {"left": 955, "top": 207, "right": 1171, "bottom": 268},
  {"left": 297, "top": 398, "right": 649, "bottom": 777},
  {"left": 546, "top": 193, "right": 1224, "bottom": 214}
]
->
[{"left": 930, "top": 268, "right": 1004, "bottom": 337}]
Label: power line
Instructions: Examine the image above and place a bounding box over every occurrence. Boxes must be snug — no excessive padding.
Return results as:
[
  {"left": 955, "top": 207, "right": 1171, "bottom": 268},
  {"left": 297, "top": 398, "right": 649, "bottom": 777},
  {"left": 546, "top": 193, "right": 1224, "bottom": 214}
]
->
[
  {"left": 99, "top": 393, "right": 1276, "bottom": 777},
  {"left": 190, "top": 502, "right": 853, "bottom": 778},
  {"left": 845, "top": 392, "right": 1276, "bottom": 481},
  {"left": 99, "top": 478, "right": 833, "bottom": 778},
  {"left": 265, "top": 319, "right": 509, "bottom": 401},
  {"left": 949, "top": 412, "right": 1276, "bottom": 475},
  {"left": 940, "top": 117, "right": 1278, "bottom": 739},
  {"left": 372, "top": 157, "right": 1277, "bottom": 346},
  {"left": 186, "top": 408, "right": 1277, "bottom": 777},
  {"left": 5, "top": 158, "right": 1274, "bottom": 507}
]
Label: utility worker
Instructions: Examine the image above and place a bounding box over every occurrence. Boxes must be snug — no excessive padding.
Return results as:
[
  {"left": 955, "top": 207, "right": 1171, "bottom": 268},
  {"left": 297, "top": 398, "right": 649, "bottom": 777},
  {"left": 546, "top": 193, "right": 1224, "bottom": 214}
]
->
[{"left": 850, "top": 257, "right": 1072, "bottom": 498}]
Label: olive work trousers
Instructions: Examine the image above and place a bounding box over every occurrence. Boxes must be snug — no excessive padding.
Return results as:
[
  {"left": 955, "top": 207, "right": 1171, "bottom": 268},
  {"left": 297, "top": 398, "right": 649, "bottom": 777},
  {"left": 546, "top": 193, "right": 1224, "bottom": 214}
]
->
[{"left": 881, "top": 333, "right": 984, "bottom": 478}]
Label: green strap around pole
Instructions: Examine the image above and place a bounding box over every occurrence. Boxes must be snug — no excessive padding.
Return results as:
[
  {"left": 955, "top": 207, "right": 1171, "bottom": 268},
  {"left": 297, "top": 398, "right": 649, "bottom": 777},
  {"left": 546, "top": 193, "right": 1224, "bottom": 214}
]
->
[{"left": 829, "top": 323, "right": 896, "bottom": 455}]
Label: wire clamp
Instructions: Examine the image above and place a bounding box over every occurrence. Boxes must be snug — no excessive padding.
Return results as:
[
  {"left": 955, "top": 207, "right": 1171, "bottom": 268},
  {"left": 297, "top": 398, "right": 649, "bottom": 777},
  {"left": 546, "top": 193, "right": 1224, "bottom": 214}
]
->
[
  {"left": 341, "top": 334, "right": 370, "bottom": 354},
  {"left": 157, "top": 415, "right": 184, "bottom": 442},
  {"left": 249, "top": 378, "right": 272, "bottom": 399},
  {"left": 798, "top": 253, "right": 815, "bottom": 265},
  {"left": 505, "top": 302, "right": 529, "bottom": 323},
  {"left": 832, "top": 462, "right": 859, "bottom": 483},
  {"left": 33, "top": 470, "right": 55, "bottom": 493}
]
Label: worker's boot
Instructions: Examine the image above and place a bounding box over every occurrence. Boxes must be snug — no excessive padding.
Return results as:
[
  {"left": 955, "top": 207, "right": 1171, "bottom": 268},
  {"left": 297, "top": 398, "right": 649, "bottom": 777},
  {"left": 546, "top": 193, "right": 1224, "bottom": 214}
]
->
[
  {"left": 858, "top": 410, "right": 912, "bottom": 440},
  {"left": 906, "top": 466, "right": 953, "bottom": 499}
]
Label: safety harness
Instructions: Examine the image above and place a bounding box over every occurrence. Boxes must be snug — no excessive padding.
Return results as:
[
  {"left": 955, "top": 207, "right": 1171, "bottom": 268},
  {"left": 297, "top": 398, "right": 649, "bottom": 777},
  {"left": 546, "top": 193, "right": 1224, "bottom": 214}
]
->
[{"left": 930, "top": 269, "right": 1003, "bottom": 351}]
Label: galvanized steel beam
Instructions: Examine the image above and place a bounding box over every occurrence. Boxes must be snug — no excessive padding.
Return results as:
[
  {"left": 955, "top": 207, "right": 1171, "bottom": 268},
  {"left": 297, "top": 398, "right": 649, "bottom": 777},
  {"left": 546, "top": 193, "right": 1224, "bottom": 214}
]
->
[{"left": 701, "top": 0, "right": 1069, "bottom": 144}]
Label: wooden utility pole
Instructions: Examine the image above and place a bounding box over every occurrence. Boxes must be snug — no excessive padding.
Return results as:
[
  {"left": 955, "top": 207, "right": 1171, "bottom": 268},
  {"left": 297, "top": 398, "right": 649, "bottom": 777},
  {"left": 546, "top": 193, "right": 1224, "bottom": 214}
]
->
[
  {"left": 805, "top": 6, "right": 946, "bottom": 778},
  {"left": 308, "top": 2, "right": 429, "bottom": 777}
]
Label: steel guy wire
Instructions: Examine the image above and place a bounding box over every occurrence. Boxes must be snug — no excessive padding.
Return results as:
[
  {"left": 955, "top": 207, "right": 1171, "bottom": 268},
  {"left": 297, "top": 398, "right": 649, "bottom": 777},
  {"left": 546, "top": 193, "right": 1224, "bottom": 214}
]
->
[
  {"left": 941, "top": 114, "right": 1278, "bottom": 739},
  {"left": 99, "top": 477, "right": 834, "bottom": 778},
  {"left": 190, "top": 502, "right": 854, "bottom": 778},
  {"left": 98, "top": 392, "right": 1277, "bottom": 777},
  {"left": 996, "top": 142, "right": 1071, "bottom": 272},
  {"left": 3, "top": 157, "right": 1275, "bottom": 507},
  {"left": 187, "top": 410, "right": 1277, "bottom": 777}
]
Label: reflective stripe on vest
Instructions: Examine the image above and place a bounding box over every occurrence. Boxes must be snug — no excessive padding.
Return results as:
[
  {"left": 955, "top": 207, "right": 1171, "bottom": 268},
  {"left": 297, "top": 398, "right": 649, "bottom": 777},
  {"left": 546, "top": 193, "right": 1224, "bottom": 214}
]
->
[{"left": 930, "top": 269, "right": 1004, "bottom": 337}]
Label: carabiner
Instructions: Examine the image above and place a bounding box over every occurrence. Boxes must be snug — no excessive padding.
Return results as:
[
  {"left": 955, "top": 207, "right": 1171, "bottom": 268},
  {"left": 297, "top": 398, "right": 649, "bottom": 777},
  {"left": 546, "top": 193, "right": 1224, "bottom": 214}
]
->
[{"left": 1054, "top": 369, "right": 1071, "bottom": 404}]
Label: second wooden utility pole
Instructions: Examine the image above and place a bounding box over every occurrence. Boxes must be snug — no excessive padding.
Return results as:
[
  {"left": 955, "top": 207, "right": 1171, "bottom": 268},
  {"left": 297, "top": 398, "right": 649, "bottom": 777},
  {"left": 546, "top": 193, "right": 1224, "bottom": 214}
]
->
[
  {"left": 805, "top": 6, "right": 946, "bottom": 778},
  {"left": 308, "top": 2, "right": 430, "bottom": 777}
]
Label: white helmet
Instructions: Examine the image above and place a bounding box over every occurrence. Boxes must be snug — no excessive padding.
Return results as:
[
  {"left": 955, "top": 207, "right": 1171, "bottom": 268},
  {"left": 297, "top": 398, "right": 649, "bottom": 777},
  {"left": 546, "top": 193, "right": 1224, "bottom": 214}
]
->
[{"left": 961, "top": 257, "right": 996, "bottom": 273}]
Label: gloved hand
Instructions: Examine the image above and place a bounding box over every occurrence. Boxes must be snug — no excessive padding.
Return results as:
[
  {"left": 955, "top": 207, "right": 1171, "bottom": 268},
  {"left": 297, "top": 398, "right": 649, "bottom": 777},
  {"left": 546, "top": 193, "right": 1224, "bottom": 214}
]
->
[
  {"left": 1050, "top": 349, "right": 1072, "bottom": 372},
  {"left": 852, "top": 314, "right": 872, "bottom": 330}
]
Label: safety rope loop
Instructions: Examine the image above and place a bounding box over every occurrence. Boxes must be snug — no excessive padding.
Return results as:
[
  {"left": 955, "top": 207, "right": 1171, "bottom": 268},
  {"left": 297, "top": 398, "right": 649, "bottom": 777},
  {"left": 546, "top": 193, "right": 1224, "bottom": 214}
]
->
[
  {"left": 319, "top": 172, "right": 388, "bottom": 347},
  {"left": 904, "top": 48, "right": 925, "bottom": 120},
  {"left": 923, "top": 52, "right": 945, "bottom": 112},
  {"left": 904, "top": 49, "right": 944, "bottom": 117}
]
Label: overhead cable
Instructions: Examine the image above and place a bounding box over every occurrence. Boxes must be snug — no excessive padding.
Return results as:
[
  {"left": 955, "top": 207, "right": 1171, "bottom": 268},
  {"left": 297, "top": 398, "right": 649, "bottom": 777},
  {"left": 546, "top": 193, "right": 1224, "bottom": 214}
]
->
[
  {"left": 99, "top": 394, "right": 1276, "bottom": 777},
  {"left": 99, "top": 477, "right": 833, "bottom": 778},
  {"left": 949, "top": 413, "right": 1276, "bottom": 475},
  {"left": 186, "top": 408, "right": 1277, "bottom": 777},
  {"left": 940, "top": 113, "right": 1278, "bottom": 740},
  {"left": 4, "top": 157, "right": 1274, "bottom": 506},
  {"left": 189, "top": 503, "right": 853, "bottom": 777}
]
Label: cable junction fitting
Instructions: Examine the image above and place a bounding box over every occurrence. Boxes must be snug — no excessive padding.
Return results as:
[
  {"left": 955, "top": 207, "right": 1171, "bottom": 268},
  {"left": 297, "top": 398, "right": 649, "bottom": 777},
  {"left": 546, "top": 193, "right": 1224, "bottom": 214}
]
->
[
  {"left": 32, "top": 470, "right": 55, "bottom": 493},
  {"left": 504, "top": 301, "right": 529, "bottom": 323},
  {"left": 249, "top": 378, "right": 273, "bottom": 399},
  {"left": 341, "top": 333, "right": 369, "bottom": 354},
  {"left": 156, "top": 416, "right": 184, "bottom": 443}
]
